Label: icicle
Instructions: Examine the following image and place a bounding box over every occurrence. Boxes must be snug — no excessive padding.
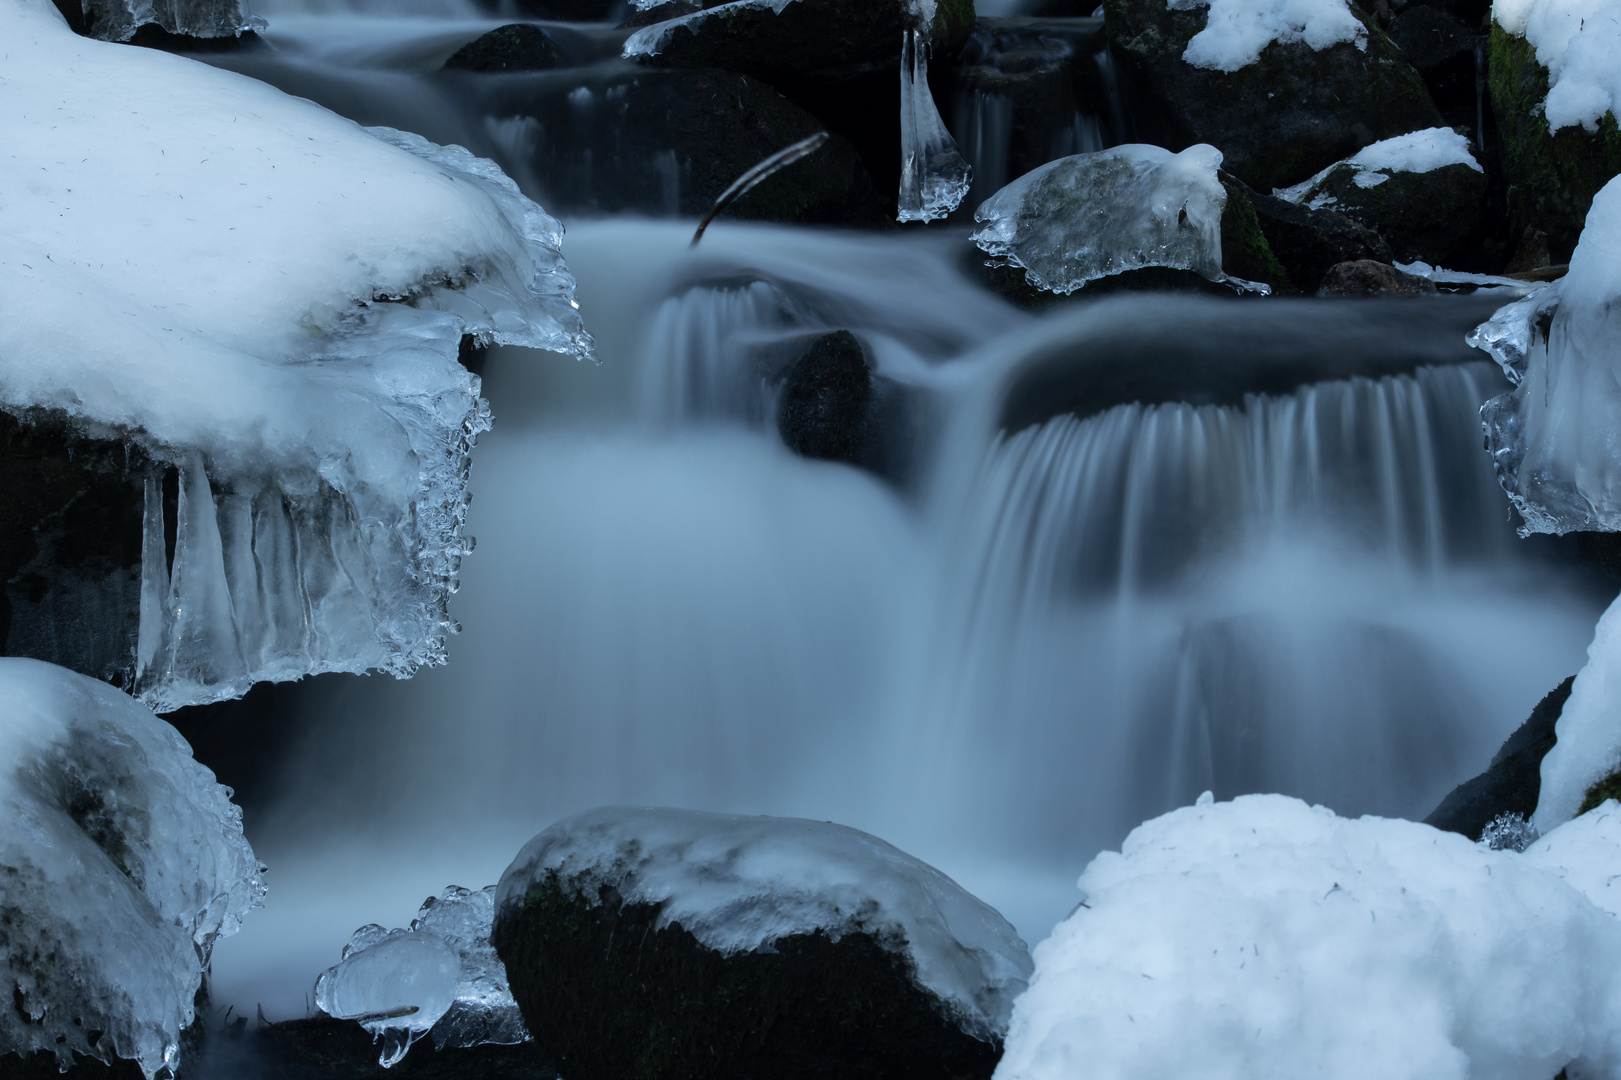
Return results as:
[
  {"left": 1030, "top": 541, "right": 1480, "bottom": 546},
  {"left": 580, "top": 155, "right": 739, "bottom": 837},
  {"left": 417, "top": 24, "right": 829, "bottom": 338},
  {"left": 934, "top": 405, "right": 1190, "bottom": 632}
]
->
[
  {"left": 897, "top": 27, "right": 972, "bottom": 223},
  {"left": 158, "top": 453, "right": 248, "bottom": 707},
  {"left": 135, "top": 469, "right": 170, "bottom": 685}
]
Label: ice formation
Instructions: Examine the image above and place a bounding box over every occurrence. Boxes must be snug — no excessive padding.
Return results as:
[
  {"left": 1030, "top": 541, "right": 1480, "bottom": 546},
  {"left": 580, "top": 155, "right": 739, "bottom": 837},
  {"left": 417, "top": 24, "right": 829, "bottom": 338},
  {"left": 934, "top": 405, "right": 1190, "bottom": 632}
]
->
[
  {"left": 316, "top": 885, "right": 529, "bottom": 1068},
  {"left": 623, "top": 0, "right": 799, "bottom": 57},
  {"left": 0, "top": 0, "right": 592, "bottom": 710},
  {"left": 73, "top": 0, "right": 263, "bottom": 41},
  {"left": 898, "top": 23, "right": 973, "bottom": 223},
  {"left": 1274, "top": 127, "right": 1484, "bottom": 208},
  {"left": 995, "top": 794, "right": 1621, "bottom": 1080},
  {"left": 1170, "top": 0, "right": 1367, "bottom": 72},
  {"left": 0, "top": 658, "right": 265, "bottom": 1078},
  {"left": 497, "top": 807, "right": 1034, "bottom": 1042},
  {"left": 1474, "top": 176, "right": 1621, "bottom": 536},
  {"left": 1494, "top": 0, "right": 1621, "bottom": 132},
  {"left": 972, "top": 145, "right": 1254, "bottom": 295},
  {"left": 1534, "top": 589, "right": 1621, "bottom": 832}
]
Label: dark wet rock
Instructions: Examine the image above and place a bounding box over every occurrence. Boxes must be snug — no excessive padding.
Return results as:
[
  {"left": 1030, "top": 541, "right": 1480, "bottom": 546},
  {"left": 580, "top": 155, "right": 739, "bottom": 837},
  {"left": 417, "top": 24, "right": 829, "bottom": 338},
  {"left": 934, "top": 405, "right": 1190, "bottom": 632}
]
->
[
  {"left": 53, "top": 0, "right": 249, "bottom": 41},
  {"left": 1387, "top": 5, "right": 1483, "bottom": 130},
  {"left": 1489, "top": 26, "right": 1621, "bottom": 261},
  {"left": 492, "top": 0, "right": 633, "bottom": 20},
  {"left": 1233, "top": 180, "right": 1393, "bottom": 293},
  {"left": 1218, "top": 174, "right": 1294, "bottom": 294},
  {"left": 1425, "top": 675, "right": 1575, "bottom": 839},
  {"left": 444, "top": 25, "right": 565, "bottom": 72},
  {"left": 1318, "top": 259, "right": 1439, "bottom": 296},
  {"left": 1102, "top": 0, "right": 1442, "bottom": 189},
  {"left": 0, "top": 410, "right": 150, "bottom": 691},
  {"left": 776, "top": 331, "right": 874, "bottom": 464},
  {"left": 460, "top": 66, "right": 887, "bottom": 225},
  {"left": 1305, "top": 160, "right": 1487, "bottom": 266},
  {"left": 242, "top": 1017, "right": 558, "bottom": 1080}
]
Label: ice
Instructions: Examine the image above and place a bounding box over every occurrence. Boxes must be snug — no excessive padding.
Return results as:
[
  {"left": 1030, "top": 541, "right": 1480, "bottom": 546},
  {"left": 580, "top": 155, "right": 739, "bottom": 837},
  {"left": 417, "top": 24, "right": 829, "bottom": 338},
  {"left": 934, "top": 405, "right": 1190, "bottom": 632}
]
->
[
  {"left": 971, "top": 144, "right": 1255, "bottom": 295},
  {"left": 1475, "top": 177, "right": 1621, "bottom": 536},
  {"left": 898, "top": 25, "right": 973, "bottom": 223},
  {"left": 497, "top": 807, "right": 1034, "bottom": 1042},
  {"left": 1170, "top": 0, "right": 1367, "bottom": 72},
  {"left": 0, "top": 658, "right": 264, "bottom": 1079},
  {"left": 71, "top": 0, "right": 262, "bottom": 41},
  {"left": 1479, "top": 811, "right": 1540, "bottom": 850},
  {"left": 995, "top": 794, "right": 1621, "bottom": 1080},
  {"left": 1493, "top": 0, "right": 1621, "bottom": 132},
  {"left": 1533, "top": 589, "right": 1621, "bottom": 832},
  {"left": 0, "top": 0, "right": 592, "bottom": 710},
  {"left": 1274, "top": 128, "right": 1483, "bottom": 209},
  {"left": 315, "top": 885, "right": 529, "bottom": 1068}
]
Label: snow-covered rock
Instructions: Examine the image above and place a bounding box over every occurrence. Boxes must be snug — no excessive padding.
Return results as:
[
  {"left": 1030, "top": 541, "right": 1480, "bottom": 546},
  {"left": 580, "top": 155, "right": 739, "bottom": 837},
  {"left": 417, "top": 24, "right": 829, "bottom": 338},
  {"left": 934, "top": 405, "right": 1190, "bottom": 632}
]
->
[
  {"left": 1476, "top": 176, "right": 1621, "bottom": 536},
  {"left": 996, "top": 793, "right": 1621, "bottom": 1080},
  {"left": 1172, "top": 0, "right": 1367, "bottom": 72},
  {"left": 1534, "top": 590, "right": 1621, "bottom": 832},
  {"left": 0, "top": 657, "right": 264, "bottom": 1079},
  {"left": 0, "top": 0, "right": 592, "bottom": 710},
  {"left": 1275, "top": 127, "right": 1485, "bottom": 206},
  {"left": 1494, "top": 0, "right": 1621, "bottom": 134}
]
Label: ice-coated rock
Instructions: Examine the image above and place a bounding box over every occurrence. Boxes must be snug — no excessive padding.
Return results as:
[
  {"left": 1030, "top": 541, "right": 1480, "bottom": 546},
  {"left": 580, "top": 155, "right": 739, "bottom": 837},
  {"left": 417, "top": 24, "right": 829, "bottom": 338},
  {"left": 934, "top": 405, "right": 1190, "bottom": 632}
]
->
[
  {"left": 315, "top": 885, "right": 529, "bottom": 1069},
  {"left": 1475, "top": 176, "right": 1621, "bottom": 535},
  {"left": 1, "top": 0, "right": 592, "bottom": 710},
  {"left": 996, "top": 794, "right": 1621, "bottom": 1080},
  {"left": 972, "top": 144, "right": 1248, "bottom": 295},
  {"left": 0, "top": 658, "right": 264, "bottom": 1078},
  {"left": 70, "top": 0, "right": 260, "bottom": 41}
]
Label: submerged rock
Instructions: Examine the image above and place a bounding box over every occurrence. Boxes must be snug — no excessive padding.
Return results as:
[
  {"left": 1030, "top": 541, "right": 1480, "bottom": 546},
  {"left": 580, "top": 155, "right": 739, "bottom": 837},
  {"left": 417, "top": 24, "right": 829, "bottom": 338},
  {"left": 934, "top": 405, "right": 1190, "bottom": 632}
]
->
[
  {"left": 444, "top": 25, "right": 565, "bottom": 72},
  {"left": 492, "top": 806, "right": 1031, "bottom": 1080},
  {"left": 1317, "top": 259, "right": 1439, "bottom": 296},
  {"left": 776, "top": 330, "right": 873, "bottom": 464}
]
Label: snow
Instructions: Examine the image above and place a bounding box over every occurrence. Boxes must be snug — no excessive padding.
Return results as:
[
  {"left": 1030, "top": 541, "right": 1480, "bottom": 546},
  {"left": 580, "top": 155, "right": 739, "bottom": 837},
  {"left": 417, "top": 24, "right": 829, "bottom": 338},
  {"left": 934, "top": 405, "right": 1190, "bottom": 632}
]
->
[
  {"left": 1525, "top": 799, "right": 1621, "bottom": 914},
  {"left": 1169, "top": 0, "right": 1367, "bottom": 72},
  {"left": 1493, "top": 0, "right": 1621, "bottom": 132},
  {"left": 1475, "top": 176, "right": 1621, "bottom": 536},
  {"left": 898, "top": 27, "right": 972, "bottom": 223},
  {"left": 0, "top": 0, "right": 592, "bottom": 710},
  {"left": 0, "top": 657, "right": 264, "bottom": 1079},
  {"left": 971, "top": 144, "right": 1246, "bottom": 294},
  {"left": 1274, "top": 127, "right": 1483, "bottom": 208},
  {"left": 496, "top": 806, "right": 1034, "bottom": 1043},
  {"left": 995, "top": 794, "right": 1621, "bottom": 1080},
  {"left": 1534, "top": 590, "right": 1621, "bottom": 832},
  {"left": 315, "top": 884, "right": 529, "bottom": 1068}
]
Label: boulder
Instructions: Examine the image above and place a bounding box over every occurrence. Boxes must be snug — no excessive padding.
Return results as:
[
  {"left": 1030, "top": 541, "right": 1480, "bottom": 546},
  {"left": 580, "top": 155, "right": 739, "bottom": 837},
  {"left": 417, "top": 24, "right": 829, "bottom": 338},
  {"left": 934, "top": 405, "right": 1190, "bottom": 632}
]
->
[
  {"left": 1291, "top": 160, "right": 1487, "bottom": 266},
  {"left": 443, "top": 25, "right": 565, "bottom": 72},
  {"left": 491, "top": 807, "right": 1032, "bottom": 1080},
  {"left": 1317, "top": 259, "right": 1439, "bottom": 296},
  {"left": 1102, "top": 0, "right": 1442, "bottom": 189},
  {"left": 776, "top": 331, "right": 874, "bottom": 464},
  {"left": 1386, "top": 5, "right": 1483, "bottom": 131},
  {"left": 1218, "top": 175, "right": 1294, "bottom": 293},
  {"left": 493, "top": 0, "right": 631, "bottom": 19},
  {"left": 1489, "top": 25, "right": 1621, "bottom": 260},
  {"left": 53, "top": 0, "right": 249, "bottom": 41},
  {"left": 1425, "top": 676, "right": 1574, "bottom": 840},
  {"left": 1235, "top": 181, "right": 1394, "bottom": 292}
]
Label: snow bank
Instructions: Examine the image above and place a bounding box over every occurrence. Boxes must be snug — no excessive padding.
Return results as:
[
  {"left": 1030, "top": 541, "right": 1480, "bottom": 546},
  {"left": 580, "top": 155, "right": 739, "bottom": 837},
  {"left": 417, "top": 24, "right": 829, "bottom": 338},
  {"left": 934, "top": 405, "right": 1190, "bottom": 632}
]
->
[
  {"left": 996, "top": 794, "right": 1621, "bottom": 1080},
  {"left": 1475, "top": 176, "right": 1621, "bottom": 536},
  {"left": 0, "top": 0, "right": 592, "bottom": 709},
  {"left": 1534, "top": 591, "right": 1621, "bottom": 832},
  {"left": 972, "top": 144, "right": 1252, "bottom": 294},
  {"left": 1275, "top": 127, "right": 1482, "bottom": 207},
  {"left": 497, "top": 807, "right": 1033, "bottom": 1042},
  {"left": 0, "top": 658, "right": 264, "bottom": 1078},
  {"left": 1526, "top": 799, "right": 1621, "bottom": 914},
  {"left": 1494, "top": 0, "right": 1621, "bottom": 132},
  {"left": 1170, "top": 0, "right": 1367, "bottom": 72}
]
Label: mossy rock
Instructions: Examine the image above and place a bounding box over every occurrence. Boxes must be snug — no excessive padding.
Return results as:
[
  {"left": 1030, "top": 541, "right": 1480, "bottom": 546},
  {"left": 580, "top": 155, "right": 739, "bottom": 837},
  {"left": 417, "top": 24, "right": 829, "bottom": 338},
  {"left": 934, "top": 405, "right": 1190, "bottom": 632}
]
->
[
  {"left": 1229, "top": 176, "right": 1392, "bottom": 292},
  {"left": 492, "top": 874, "right": 1003, "bottom": 1080},
  {"left": 1307, "top": 160, "right": 1487, "bottom": 266},
  {"left": 1103, "top": 0, "right": 1442, "bottom": 189},
  {"left": 1578, "top": 766, "right": 1621, "bottom": 816},
  {"left": 1219, "top": 175, "right": 1295, "bottom": 294},
  {"left": 1489, "top": 25, "right": 1621, "bottom": 260}
]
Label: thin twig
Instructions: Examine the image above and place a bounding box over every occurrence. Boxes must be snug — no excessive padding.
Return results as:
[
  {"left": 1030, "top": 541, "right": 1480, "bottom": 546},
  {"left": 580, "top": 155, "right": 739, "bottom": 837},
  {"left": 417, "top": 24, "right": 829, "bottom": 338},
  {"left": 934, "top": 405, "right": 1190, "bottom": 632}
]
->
[{"left": 691, "top": 131, "right": 831, "bottom": 247}]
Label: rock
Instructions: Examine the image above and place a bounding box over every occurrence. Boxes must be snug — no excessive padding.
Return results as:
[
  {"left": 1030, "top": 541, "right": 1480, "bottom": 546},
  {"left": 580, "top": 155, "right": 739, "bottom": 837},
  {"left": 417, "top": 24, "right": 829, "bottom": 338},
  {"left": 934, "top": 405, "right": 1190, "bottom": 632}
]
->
[
  {"left": 491, "top": 807, "right": 1031, "bottom": 1080},
  {"left": 1387, "top": 5, "right": 1482, "bottom": 131},
  {"left": 1235, "top": 180, "right": 1394, "bottom": 292},
  {"left": 1425, "top": 675, "right": 1575, "bottom": 839},
  {"left": 776, "top": 330, "right": 873, "bottom": 464},
  {"left": 1102, "top": 0, "right": 1442, "bottom": 189},
  {"left": 53, "top": 0, "right": 249, "bottom": 41},
  {"left": 490, "top": 0, "right": 631, "bottom": 19},
  {"left": 1488, "top": 25, "right": 1621, "bottom": 260},
  {"left": 240, "top": 1017, "right": 559, "bottom": 1080},
  {"left": 1218, "top": 174, "right": 1295, "bottom": 293},
  {"left": 457, "top": 66, "right": 888, "bottom": 224},
  {"left": 1295, "top": 159, "right": 1487, "bottom": 266},
  {"left": 443, "top": 25, "right": 564, "bottom": 72},
  {"left": 1317, "top": 259, "right": 1439, "bottom": 296}
]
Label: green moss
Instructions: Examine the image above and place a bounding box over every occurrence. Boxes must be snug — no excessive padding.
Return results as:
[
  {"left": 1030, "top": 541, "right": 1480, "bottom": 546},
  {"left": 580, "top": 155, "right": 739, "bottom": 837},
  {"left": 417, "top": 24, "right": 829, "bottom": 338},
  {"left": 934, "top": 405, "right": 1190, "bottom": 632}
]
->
[
  {"left": 1220, "top": 178, "right": 1296, "bottom": 294},
  {"left": 1578, "top": 766, "right": 1621, "bottom": 817},
  {"left": 933, "top": 0, "right": 976, "bottom": 52}
]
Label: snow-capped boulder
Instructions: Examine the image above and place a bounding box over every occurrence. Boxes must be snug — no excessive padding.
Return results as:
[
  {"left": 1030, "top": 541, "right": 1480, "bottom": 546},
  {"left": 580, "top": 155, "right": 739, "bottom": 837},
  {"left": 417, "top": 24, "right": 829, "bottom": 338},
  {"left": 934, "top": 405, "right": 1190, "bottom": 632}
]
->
[
  {"left": 0, "top": 658, "right": 264, "bottom": 1078},
  {"left": 1232, "top": 176, "right": 1393, "bottom": 292},
  {"left": 1102, "top": 0, "right": 1442, "bottom": 189},
  {"left": 492, "top": 807, "right": 1032, "bottom": 1080}
]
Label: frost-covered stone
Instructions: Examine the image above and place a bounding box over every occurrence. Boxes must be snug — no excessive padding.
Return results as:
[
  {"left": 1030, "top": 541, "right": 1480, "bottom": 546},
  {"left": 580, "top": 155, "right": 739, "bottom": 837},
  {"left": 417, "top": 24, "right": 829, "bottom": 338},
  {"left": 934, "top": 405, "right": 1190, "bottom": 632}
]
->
[
  {"left": 68, "top": 0, "right": 258, "bottom": 41},
  {"left": 997, "top": 794, "right": 1621, "bottom": 1080},
  {"left": 972, "top": 145, "right": 1245, "bottom": 295},
  {"left": 1476, "top": 177, "right": 1621, "bottom": 536},
  {"left": 0, "top": 658, "right": 264, "bottom": 1078},
  {"left": 0, "top": 0, "right": 592, "bottom": 710},
  {"left": 493, "top": 807, "right": 1031, "bottom": 1080}
]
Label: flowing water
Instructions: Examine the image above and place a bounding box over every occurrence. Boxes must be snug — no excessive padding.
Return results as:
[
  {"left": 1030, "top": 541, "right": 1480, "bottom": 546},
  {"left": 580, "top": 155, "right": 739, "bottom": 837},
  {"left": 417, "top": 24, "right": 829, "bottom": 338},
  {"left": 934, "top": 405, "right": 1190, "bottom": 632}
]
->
[{"left": 193, "top": 10, "right": 1609, "bottom": 1022}]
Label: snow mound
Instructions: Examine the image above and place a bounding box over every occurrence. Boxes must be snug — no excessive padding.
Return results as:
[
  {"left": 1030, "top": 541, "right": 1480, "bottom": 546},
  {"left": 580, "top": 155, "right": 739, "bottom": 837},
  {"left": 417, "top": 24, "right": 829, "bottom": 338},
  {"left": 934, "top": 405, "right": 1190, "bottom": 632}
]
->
[
  {"left": 316, "top": 885, "right": 529, "bottom": 1068},
  {"left": 972, "top": 144, "right": 1258, "bottom": 295},
  {"left": 1474, "top": 176, "right": 1621, "bottom": 536},
  {"left": 0, "top": 0, "right": 592, "bottom": 710},
  {"left": 1525, "top": 799, "right": 1621, "bottom": 914},
  {"left": 497, "top": 807, "right": 1033, "bottom": 1043},
  {"left": 1534, "top": 590, "right": 1621, "bottom": 832},
  {"left": 1170, "top": 0, "right": 1367, "bottom": 72},
  {"left": 995, "top": 793, "right": 1621, "bottom": 1080},
  {"left": 1275, "top": 127, "right": 1483, "bottom": 208},
  {"left": 1494, "top": 0, "right": 1621, "bottom": 132},
  {"left": 0, "top": 658, "right": 264, "bottom": 1079}
]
